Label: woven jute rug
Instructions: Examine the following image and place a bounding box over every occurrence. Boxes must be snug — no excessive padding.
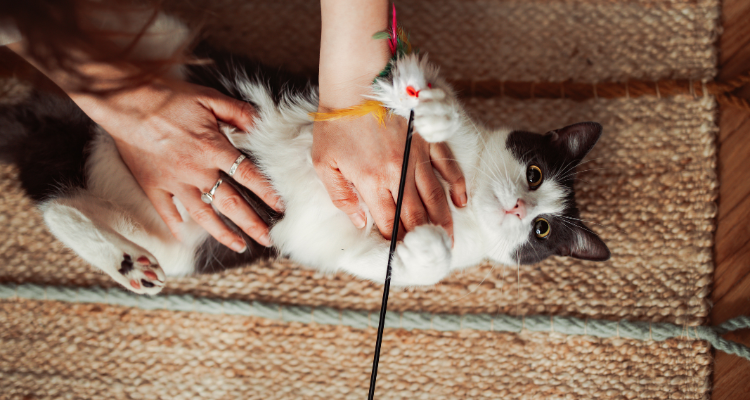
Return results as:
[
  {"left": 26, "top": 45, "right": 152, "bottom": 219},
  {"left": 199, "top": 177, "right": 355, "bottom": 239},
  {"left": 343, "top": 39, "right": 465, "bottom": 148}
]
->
[{"left": 0, "top": 0, "right": 722, "bottom": 398}]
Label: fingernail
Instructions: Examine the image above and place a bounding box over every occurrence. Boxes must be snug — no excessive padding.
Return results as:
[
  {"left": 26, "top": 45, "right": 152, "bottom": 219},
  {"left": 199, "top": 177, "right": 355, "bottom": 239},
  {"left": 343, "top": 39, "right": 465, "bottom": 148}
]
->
[
  {"left": 349, "top": 212, "right": 366, "bottom": 229},
  {"left": 258, "top": 233, "right": 272, "bottom": 247},
  {"left": 231, "top": 241, "right": 247, "bottom": 253},
  {"left": 275, "top": 198, "right": 286, "bottom": 211},
  {"left": 460, "top": 193, "right": 468, "bottom": 207}
]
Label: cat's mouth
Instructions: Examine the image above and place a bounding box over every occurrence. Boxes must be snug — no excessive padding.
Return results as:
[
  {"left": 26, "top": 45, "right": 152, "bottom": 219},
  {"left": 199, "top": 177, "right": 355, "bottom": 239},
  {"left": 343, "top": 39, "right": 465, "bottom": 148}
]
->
[{"left": 493, "top": 193, "right": 536, "bottom": 228}]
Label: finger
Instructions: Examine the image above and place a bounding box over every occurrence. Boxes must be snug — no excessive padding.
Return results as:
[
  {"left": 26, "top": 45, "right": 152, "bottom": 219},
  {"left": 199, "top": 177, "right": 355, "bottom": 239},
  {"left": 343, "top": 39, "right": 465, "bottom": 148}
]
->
[
  {"left": 415, "top": 159, "right": 454, "bottom": 240},
  {"left": 179, "top": 187, "right": 248, "bottom": 253},
  {"left": 430, "top": 143, "right": 467, "bottom": 207},
  {"left": 364, "top": 188, "right": 398, "bottom": 240},
  {"left": 224, "top": 153, "right": 285, "bottom": 212},
  {"left": 211, "top": 181, "right": 272, "bottom": 247},
  {"left": 315, "top": 163, "right": 367, "bottom": 229},
  {"left": 201, "top": 90, "right": 257, "bottom": 131},
  {"left": 397, "top": 179, "right": 429, "bottom": 234},
  {"left": 147, "top": 190, "right": 185, "bottom": 241}
]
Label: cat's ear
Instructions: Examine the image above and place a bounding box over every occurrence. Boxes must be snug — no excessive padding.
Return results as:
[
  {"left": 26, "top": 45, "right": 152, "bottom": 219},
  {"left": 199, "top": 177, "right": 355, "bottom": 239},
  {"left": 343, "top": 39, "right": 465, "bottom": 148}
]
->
[
  {"left": 547, "top": 122, "right": 603, "bottom": 161},
  {"left": 557, "top": 223, "right": 611, "bottom": 262}
]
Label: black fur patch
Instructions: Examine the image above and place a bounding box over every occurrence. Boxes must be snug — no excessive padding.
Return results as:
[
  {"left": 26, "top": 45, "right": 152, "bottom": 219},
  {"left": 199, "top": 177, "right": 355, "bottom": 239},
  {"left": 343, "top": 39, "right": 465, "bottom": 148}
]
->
[
  {"left": 192, "top": 177, "right": 281, "bottom": 275},
  {"left": 187, "top": 43, "right": 314, "bottom": 109},
  {"left": 0, "top": 45, "right": 290, "bottom": 277},
  {"left": 186, "top": 44, "right": 294, "bottom": 274},
  {"left": 506, "top": 123, "right": 610, "bottom": 264},
  {"left": 0, "top": 92, "right": 92, "bottom": 202}
]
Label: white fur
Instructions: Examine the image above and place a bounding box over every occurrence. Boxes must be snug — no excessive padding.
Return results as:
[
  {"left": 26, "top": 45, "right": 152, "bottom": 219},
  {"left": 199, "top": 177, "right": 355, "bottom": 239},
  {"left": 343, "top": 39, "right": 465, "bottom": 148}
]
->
[{"left": 42, "top": 31, "right": 570, "bottom": 293}]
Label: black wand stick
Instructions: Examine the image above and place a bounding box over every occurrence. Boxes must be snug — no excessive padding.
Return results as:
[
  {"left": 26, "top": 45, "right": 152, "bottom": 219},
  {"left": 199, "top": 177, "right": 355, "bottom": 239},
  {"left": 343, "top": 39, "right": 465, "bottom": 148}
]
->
[{"left": 367, "top": 110, "right": 415, "bottom": 400}]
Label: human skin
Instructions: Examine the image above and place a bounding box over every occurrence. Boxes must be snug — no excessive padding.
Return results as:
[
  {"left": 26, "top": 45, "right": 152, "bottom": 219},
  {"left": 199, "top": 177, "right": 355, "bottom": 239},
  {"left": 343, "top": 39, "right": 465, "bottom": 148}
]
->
[
  {"left": 6, "top": 0, "right": 467, "bottom": 252},
  {"left": 315, "top": 0, "right": 468, "bottom": 241},
  {"left": 8, "top": 42, "right": 279, "bottom": 252}
]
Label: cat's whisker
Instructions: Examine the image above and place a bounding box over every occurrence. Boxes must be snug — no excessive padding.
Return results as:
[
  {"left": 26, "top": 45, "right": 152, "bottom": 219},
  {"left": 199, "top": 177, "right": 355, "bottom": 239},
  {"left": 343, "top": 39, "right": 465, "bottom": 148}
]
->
[
  {"left": 556, "top": 217, "right": 601, "bottom": 240},
  {"left": 563, "top": 166, "right": 614, "bottom": 177},
  {"left": 555, "top": 155, "right": 605, "bottom": 181},
  {"left": 424, "top": 158, "right": 496, "bottom": 182},
  {"left": 454, "top": 264, "right": 496, "bottom": 302},
  {"left": 469, "top": 121, "right": 511, "bottom": 188},
  {"left": 554, "top": 158, "right": 581, "bottom": 181},
  {"left": 500, "top": 261, "right": 506, "bottom": 299},
  {"left": 559, "top": 157, "right": 603, "bottom": 177},
  {"left": 556, "top": 165, "right": 615, "bottom": 182},
  {"left": 557, "top": 214, "right": 618, "bottom": 236},
  {"left": 516, "top": 249, "right": 521, "bottom": 317}
]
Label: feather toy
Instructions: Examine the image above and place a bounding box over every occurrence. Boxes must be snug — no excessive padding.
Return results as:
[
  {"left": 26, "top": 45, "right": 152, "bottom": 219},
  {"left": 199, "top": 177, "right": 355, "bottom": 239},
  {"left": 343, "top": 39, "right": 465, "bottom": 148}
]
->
[
  {"left": 310, "top": 100, "right": 388, "bottom": 125},
  {"left": 310, "top": 4, "right": 413, "bottom": 124}
]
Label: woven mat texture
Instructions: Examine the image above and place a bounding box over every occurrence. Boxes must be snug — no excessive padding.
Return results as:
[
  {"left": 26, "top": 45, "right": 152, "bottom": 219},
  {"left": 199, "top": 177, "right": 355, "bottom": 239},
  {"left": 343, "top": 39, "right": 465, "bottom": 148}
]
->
[
  {"left": 0, "top": 95, "right": 718, "bottom": 325},
  {"left": 0, "top": 300, "right": 712, "bottom": 400},
  {"left": 163, "top": 0, "right": 720, "bottom": 83},
  {"left": 0, "top": 0, "right": 721, "bottom": 398}
]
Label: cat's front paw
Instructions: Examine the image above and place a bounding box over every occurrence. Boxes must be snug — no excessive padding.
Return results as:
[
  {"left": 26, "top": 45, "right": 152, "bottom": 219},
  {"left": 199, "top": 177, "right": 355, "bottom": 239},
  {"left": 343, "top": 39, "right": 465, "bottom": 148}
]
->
[
  {"left": 393, "top": 224, "right": 452, "bottom": 286},
  {"left": 413, "top": 89, "right": 460, "bottom": 143},
  {"left": 115, "top": 244, "right": 165, "bottom": 295}
]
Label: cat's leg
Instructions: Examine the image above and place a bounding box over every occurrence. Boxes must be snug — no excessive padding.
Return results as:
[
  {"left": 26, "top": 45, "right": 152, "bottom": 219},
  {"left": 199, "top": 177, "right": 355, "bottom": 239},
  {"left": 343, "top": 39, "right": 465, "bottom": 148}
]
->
[
  {"left": 41, "top": 193, "right": 166, "bottom": 295},
  {"left": 336, "top": 224, "right": 453, "bottom": 286},
  {"left": 372, "top": 54, "right": 464, "bottom": 143},
  {"left": 412, "top": 87, "right": 464, "bottom": 144}
]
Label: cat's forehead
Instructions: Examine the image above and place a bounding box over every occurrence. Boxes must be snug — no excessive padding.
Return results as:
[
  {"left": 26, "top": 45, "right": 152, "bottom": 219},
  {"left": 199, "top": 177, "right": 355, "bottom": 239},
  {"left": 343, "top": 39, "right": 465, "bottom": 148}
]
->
[{"left": 505, "top": 129, "right": 570, "bottom": 173}]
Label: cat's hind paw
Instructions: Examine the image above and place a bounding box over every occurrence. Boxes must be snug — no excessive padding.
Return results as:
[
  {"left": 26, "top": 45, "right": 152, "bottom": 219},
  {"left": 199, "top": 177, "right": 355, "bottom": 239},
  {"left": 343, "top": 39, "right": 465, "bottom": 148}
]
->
[
  {"left": 393, "top": 224, "right": 452, "bottom": 286},
  {"left": 117, "top": 250, "right": 165, "bottom": 295},
  {"left": 413, "top": 88, "right": 461, "bottom": 143}
]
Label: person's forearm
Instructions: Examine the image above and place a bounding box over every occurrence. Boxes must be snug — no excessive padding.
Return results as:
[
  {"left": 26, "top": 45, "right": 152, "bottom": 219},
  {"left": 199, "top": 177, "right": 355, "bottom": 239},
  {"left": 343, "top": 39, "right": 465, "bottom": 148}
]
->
[
  {"left": 7, "top": 40, "right": 155, "bottom": 128},
  {"left": 318, "top": 0, "right": 391, "bottom": 109},
  {"left": 7, "top": 40, "right": 139, "bottom": 94}
]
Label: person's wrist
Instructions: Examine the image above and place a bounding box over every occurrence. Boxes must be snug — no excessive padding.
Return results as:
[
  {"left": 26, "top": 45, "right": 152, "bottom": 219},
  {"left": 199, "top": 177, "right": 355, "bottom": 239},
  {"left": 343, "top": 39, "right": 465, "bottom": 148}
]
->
[
  {"left": 318, "top": 40, "right": 391, "bottom": 109},
  {"left": 318, "top": 73, "right": 380, "bottom": 111}
]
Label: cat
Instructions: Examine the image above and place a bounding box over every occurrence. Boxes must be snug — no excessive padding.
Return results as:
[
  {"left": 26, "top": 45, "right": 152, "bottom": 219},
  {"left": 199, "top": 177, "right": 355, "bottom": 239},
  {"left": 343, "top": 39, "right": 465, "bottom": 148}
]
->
[{"left": 0, "top": 45, "right": 610, "bottom": 296}]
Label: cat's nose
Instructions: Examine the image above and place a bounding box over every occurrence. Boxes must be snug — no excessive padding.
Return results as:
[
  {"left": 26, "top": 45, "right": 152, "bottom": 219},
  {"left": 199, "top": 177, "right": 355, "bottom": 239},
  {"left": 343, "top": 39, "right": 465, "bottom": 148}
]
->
[{"left": 506, "top": 199, "right": 527, "bottom": 219}]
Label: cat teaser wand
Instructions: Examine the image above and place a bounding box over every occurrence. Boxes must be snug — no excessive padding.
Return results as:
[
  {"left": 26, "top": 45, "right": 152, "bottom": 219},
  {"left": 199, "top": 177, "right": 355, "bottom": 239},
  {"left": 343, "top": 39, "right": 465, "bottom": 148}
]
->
[
  {"left": 367, "top": 110, "right": 414, "bottom": 399},
  {"left": 311, "top": 6, "right": 413, "bottom": 398}
]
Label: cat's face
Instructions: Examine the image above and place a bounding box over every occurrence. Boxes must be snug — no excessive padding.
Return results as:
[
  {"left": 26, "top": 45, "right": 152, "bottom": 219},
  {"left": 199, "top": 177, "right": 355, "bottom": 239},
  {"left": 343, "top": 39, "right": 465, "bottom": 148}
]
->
[{"left": 474, "top": 122, "right": 610, "bottom": 265}]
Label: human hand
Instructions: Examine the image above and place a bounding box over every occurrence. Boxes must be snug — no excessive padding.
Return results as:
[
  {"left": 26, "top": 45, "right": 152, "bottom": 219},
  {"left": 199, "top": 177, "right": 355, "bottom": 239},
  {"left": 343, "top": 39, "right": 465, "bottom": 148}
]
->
[
  {"left": 312, "top": 112, "right": 467, "bottom": 241},
  {"left": 70, "top": 78, "right": 283, "bottom": 251}
]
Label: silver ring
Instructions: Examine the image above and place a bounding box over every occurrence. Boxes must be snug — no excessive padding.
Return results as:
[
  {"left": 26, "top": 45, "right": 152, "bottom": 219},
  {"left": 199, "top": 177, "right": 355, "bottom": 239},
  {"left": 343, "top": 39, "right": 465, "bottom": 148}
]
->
[
  {"left": 228, "top": 154, "right": 246, "bottom": 177},
  {"left": 201, "top": 179, "right": 223, "bottom": 204}
]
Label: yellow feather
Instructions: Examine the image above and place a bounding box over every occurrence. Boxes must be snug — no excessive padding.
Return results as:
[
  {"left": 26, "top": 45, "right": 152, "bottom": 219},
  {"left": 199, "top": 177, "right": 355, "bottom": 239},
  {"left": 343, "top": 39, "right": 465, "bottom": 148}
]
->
[{"left": 310, "top": 100, "right": 389, "bottom": 125}]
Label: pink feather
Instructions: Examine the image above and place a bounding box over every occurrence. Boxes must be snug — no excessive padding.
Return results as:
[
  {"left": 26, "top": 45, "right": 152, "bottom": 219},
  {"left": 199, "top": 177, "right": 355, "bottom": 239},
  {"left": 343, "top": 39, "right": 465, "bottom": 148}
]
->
[{"left": 389, "top": 4, "right": 397, "bottom": 54}]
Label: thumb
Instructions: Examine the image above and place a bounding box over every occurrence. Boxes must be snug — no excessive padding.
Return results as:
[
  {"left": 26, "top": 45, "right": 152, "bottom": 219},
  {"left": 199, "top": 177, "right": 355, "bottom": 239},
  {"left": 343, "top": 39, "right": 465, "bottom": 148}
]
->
[
  {"left": 202, "top": 91, "right": 257, "bottom": 131},
  {"left": 316, "top": 165, "right": 366, "bottom": 229}
]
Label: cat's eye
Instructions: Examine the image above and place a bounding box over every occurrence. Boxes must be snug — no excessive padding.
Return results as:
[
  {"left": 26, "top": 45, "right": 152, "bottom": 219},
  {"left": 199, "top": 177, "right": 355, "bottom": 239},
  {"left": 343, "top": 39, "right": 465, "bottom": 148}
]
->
[
  {"left": 527, "top": 165, "right": 543, "bottom": 189},
  {"left": 534, "top": 218, "right": 550, "bottom": 239}
]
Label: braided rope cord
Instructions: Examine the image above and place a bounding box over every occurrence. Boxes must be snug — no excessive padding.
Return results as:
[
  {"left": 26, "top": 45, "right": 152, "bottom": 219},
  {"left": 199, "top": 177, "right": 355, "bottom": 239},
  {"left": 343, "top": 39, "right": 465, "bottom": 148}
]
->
[{"left": 3, "top": 283, "right": 749, "bottom": 361}]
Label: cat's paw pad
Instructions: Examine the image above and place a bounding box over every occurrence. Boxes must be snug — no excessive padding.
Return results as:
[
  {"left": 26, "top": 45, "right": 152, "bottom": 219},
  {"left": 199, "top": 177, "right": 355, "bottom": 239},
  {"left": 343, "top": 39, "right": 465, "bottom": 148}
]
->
[
  {"left": 414, "top": 89, "right": 459, "bottom": 143},
  {"left": 118, "top": 252, "right": 165, "bottom": 295},
  {"left": 394, "top": 224, "right": 452, "bottom": 286}
]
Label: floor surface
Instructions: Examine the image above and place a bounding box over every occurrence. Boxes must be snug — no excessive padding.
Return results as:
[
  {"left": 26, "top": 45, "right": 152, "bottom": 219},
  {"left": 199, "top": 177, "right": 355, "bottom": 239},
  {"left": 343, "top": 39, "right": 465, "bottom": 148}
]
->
[{"left": 711, "top": 0, "right": 750, "bottom": 398}]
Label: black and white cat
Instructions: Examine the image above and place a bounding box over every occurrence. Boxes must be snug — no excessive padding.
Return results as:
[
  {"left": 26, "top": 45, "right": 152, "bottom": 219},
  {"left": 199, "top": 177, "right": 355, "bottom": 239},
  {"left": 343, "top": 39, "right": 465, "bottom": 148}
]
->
[{"left": 0, "top": 40, "right": 610, "bottom": 296}]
